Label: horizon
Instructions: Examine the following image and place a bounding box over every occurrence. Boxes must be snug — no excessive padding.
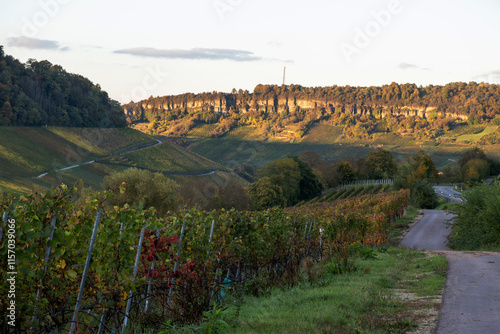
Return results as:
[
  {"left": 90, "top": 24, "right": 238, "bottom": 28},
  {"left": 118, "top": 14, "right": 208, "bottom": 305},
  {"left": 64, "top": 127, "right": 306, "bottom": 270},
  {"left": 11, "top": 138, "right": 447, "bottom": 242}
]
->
[{"left": 1, "top": 0, "right": 500, "bottom": 104}]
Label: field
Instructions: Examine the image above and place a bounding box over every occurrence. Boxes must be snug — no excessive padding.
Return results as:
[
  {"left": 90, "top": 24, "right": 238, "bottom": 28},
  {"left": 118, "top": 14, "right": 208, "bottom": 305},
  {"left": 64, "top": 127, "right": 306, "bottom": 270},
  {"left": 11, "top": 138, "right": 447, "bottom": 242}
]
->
[
  {"left": 185, "top": 123, "right": 500, "bottom": 169},
  {"left": 0, "top": 127, "right": 242, "bottom": 195}
]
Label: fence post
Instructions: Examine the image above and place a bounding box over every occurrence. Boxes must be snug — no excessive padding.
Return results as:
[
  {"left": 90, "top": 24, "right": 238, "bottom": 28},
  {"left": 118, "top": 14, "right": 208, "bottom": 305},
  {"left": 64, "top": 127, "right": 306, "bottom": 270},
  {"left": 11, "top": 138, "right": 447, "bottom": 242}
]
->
[
  {"left": 1, "top": 212, "right": 8, "bottom": 243},
  {"left": 207, "top": 220, "right": 215, "bottom": 256},
  {"left": 168, "top": 220, "right": 186, "bottom": 303},
  {"left": 144, "top": 229, "right": 161, "bottom": 313},
  {"left": 122, "top": 226, "right": 146, "bottom": 334},
  {"left": 33, "top": 216, "right": 57, "bottom": 323},
  {"left": 70, "top": 208, "right": 102, "bottom": 334}
]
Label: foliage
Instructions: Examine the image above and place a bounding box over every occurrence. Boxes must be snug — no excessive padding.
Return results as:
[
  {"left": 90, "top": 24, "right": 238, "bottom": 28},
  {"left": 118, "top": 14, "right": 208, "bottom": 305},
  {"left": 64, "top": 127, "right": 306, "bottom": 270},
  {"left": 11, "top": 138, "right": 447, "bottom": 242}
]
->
[
  {"left": 410, "top": 180, "right": 439, "bottom": 209},
  {"left": 337, "top": 160, "right": 355, "bottom": 182},
  {"left": 365, "top": 148, "right": 398, "bottom": 179},
  {"left": 248, "top": 176, "right": 286, "bottom": 210},
  {"left": 124, "top": 82, "right": 500, "bottom": 142},
  {"left": 104, "top": 168, "right": 179, "bottom": 215},
  {"left": 290, "top": 155, "right": 323, "bottom": 201},
  {"left": 0, "top": 48, "right": 125, "bottom": 127},
  {"left": 458, "top": 147, "right": 500, "bottom": 182},
  {"left": 250, "top": 156, "right": 323, "bottom": 209},
  {"left": 448, "top": 183, "right": 500, "bottom": 250},
  {"left": 0, "top": 186, "right": 409, "bottom": 332}
]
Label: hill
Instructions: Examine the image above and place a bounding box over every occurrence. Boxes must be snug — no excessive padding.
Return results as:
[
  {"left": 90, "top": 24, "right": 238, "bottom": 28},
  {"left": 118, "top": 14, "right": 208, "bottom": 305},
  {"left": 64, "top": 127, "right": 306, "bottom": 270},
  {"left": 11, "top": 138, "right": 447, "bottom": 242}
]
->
[
  {"left": 182, "top": 123, "right": 500, "bottom": 170},
  {"left": 124, "top": 82, "right": 500, "bottom": 142},
  {"left": 0, "top": 46, "right": 125, "bottom": 127},
  {"left": 0, "top": 127, "right": 235, "bottom": 195}
]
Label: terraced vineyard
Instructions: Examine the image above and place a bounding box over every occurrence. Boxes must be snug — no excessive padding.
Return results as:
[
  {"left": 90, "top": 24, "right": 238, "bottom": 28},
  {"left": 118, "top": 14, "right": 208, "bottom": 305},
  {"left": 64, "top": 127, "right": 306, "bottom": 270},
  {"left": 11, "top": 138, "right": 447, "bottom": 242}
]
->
[{"left": 0, "top": 127, "right": 238, "bottom": 195}]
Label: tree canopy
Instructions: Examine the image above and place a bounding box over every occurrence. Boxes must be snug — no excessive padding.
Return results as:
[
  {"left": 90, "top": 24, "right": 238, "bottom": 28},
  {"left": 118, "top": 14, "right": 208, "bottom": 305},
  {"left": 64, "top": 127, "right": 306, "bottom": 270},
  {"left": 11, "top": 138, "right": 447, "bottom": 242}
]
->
[{"left": 0, "top": 47, "right": 125, "bottom": 127}]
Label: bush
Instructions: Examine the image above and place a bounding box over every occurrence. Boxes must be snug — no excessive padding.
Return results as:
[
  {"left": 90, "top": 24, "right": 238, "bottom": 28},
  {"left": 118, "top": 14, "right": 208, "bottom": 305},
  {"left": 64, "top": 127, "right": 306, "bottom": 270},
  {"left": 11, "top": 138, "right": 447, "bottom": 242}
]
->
[
  {"left": 411, "top": 180, "right": 438, "bottom": 209},
  {"left": 104, "top": 168, "right": 178, "bottom": 215},
  {"left": 448, "top": 183, "right": 500, "bottom": 250}
]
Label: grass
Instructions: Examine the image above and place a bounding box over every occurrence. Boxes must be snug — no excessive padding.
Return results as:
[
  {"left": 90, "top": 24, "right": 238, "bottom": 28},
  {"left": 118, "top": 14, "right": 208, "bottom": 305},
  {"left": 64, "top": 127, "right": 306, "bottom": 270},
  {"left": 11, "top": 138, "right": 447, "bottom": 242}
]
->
[
  {"left": 146, "top": 208, "right": 445, "bottom": 334},
  {"left": 387, "top": 206, "right": 421, "bottom": 246},
  {"left": 186, "top": 123, "right": 500, "bottom": 170},
  {"left": 223, "top": 247, "right": 446, "bottom": 334},
  {"left": 121, "top": 141, "right": 229, "bottom": 174},
  {"left": 455, "top": 125, "right": 498, "bottom": 143},
  {"left": 0, "top": 127, "right": 153, "bottom": 178},
  {"left": 0, "top": 126, "right": 244, "bottom": 195}
]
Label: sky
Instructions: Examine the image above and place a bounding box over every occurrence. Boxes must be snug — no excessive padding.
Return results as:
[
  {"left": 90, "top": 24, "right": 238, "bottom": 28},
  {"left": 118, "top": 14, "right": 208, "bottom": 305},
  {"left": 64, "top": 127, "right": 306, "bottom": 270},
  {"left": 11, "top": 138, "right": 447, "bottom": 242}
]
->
[{"left": 1, "top": 0, "right": 500, "bottom": 104}]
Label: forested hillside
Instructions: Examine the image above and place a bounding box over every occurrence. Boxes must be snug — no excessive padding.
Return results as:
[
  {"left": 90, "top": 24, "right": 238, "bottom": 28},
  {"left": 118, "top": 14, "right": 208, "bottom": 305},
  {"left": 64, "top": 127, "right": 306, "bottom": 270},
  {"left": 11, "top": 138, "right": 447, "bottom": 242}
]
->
[
  {"left": 125, "top": 82, "right": 500, "bottom": 141},
  {"left": 0, "top": 46, "right": 125, "bottom": 127}
]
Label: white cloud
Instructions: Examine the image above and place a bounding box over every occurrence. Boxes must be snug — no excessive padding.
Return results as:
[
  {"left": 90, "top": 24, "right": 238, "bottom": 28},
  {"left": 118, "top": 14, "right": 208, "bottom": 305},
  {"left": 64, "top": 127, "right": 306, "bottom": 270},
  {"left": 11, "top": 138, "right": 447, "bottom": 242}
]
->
[
  {"left": 7, "top": 36, "right": 68, "bottom": 51},
  {"left": 114, "top": 47, "right": 262, "bottom": 62}
]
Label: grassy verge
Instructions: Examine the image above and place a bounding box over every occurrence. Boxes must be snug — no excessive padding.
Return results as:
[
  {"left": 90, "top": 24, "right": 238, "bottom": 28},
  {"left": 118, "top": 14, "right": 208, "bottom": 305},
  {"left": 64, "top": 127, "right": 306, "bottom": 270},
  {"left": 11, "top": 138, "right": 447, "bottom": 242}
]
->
[
  {"left": 136, "top": 207, "right": 446, "bottom": 334},
  {"left": 387, "top": 206, "right": 421, "bottom": 247},
  {"left": 221, "top": 247, "right": 445, "bottom": 334}
]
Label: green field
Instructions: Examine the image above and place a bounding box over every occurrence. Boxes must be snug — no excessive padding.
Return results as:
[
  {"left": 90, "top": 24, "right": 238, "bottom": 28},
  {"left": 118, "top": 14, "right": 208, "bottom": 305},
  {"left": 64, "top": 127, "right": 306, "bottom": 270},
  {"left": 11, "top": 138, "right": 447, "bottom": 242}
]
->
[
  {"left": 186, "top": 123, "right": 500, "bottom": 169},
  {"left": 110, "top": 140, "right": 229, "bottom": 174},
  {"left": 0, "top": 127, "right": 241, "bottom": 195}
]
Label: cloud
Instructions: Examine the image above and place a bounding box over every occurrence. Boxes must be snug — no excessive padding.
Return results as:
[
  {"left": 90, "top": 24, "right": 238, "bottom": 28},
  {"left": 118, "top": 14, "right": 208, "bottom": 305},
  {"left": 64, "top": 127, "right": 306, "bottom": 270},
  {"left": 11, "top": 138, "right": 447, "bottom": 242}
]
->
[
  {"left": 398, "top": 62, "right": 419, "bottom": 70},
  {"left": 114, "top": 47, "right": 262, "bottom": 61},
  {"left": 7, "top": 36, "right": 68, "bottom": 51},
  {"left": 398, "top": 62, "right": 431, "bottom": 71},
  {"left": 267, "top": 41, "right": 283, "bottom": 48},
  {"left": 473, "top": 69, "right": 500, "bottom": 83}
]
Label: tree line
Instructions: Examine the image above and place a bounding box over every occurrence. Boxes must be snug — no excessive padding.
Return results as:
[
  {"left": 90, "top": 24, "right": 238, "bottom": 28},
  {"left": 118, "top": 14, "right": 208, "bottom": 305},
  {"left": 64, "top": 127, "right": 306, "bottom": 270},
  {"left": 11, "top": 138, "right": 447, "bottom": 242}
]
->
[
  {"left": 128, "top": 82, "right": 500, "bottom": 141},
  {"left": 0, "top": 46, "right": 125, "bottom": 127}
]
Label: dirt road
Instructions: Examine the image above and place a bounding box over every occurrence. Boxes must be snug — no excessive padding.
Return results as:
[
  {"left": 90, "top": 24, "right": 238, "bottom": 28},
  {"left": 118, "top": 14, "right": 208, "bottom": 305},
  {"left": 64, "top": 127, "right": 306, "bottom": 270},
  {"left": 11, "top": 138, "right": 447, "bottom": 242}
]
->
[{"left": 400, "top": 210, "right": 500, "bottom": 333}]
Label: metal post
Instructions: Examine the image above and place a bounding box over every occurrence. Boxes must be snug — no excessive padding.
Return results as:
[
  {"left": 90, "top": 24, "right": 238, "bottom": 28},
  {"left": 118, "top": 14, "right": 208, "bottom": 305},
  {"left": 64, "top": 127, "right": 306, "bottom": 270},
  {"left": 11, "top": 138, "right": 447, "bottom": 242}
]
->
[
  {"left": 144, "top": 229, "right": 160, "bottom": 313},
  {"left": 97, "top": 222, "right": 124, "bottom": 333},
  {"left": 168, "top": 220, "right": 186, "bottom": 303},
  {"left": 122, "top": 226, "right": 146, "bottom": 334},
  {"left": 70, "top": 208, "right": 102, "bottom": 334},
  {"left": 1, "top": 212, "right": 8, "bottom": 243},
  {"left": 207, "top": 220, "right": 215, "bottom": 256}
]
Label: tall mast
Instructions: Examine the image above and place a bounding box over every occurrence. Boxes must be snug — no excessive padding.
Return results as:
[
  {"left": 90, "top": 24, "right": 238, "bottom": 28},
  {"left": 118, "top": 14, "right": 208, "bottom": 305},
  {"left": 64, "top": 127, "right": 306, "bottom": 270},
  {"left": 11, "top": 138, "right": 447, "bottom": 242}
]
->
[{"left": 282, "top": 66, "right": 286, "bottom": 86}]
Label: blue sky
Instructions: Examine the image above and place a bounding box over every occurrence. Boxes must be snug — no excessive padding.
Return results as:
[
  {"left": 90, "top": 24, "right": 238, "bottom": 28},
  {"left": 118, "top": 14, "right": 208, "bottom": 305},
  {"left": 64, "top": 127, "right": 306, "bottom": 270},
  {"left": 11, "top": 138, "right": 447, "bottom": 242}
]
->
[{"left": 1, "top": 0, "right": 500, "bottom": 103}]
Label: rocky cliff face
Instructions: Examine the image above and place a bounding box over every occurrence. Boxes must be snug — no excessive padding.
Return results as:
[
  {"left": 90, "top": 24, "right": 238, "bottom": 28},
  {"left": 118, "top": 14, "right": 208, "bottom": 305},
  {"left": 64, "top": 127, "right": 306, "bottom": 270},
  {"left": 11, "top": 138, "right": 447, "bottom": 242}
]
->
[{"left": 123, "top": 92, "right": 469, "bottom": 121}]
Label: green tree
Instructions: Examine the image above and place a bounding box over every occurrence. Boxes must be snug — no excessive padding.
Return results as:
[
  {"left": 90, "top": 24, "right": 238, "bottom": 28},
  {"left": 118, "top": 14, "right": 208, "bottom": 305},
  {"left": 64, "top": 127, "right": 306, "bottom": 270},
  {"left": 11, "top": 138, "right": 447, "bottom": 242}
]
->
[
  {"left": 290, "top": 155, "right": 323, "bottom": 201},
  {"left": 261, "top": 158, "right": 302, "bottom": 206},
  {"left": 394, "top": 151, "right": 439, "bottom": 209},
  {"left": 365, "top": 148, "right": 397, "bottom": 179},
  {"left": 448, "top": 183, "right": 500, "bottom": 250},
  {"left": 104, "top": 168, "right": 179, "bottom": 215},
  {"left": 462, "top": 159, "right": 489, "bottom": 183},
  {"left": 337, "top": 161, "right": 355, "bottom": 183},
  {"left": 410, "top": 150, "right": 438, "bottom": 181},
  {"left": 459, "top": 147, "right": 487, "bottom": 168},
  {"left": 248, "top": 176, "right": 286, "bottom": 210},
  {"left": 411, "top": 180, "right": 439, "bottom": 209}
]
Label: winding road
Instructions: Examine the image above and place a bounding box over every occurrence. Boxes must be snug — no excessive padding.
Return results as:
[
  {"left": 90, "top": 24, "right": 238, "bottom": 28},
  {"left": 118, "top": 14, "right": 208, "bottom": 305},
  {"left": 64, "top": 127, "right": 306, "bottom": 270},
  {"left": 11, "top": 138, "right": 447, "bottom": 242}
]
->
[
  {"left": 36, "top": 138, "right": 163, "bottom": 178},
  {"left": 400, "top": 188, "right": 500, "bottom": 333}
]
